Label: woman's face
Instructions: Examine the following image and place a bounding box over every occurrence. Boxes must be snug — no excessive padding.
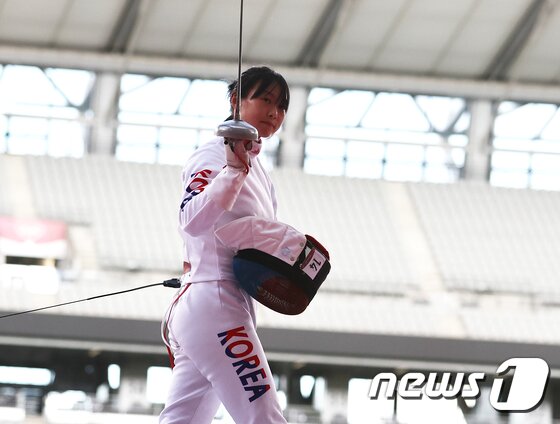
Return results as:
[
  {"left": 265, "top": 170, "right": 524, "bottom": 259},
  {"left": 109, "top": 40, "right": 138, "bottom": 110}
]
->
[{"left": 234, "top": 83, "right": 287, "bottom": 139}]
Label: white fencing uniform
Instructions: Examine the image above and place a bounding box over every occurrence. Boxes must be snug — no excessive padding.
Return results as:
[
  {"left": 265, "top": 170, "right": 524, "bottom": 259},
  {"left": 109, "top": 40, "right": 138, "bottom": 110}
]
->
[{"left": 159, "top": 137, "right": 287, "bottom": 424}]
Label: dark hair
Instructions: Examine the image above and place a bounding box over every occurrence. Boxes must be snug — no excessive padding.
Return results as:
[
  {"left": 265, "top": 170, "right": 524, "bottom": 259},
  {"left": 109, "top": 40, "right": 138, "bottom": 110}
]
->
[{"left": 226, "top": 66, "right": 290, "bottom": 118}]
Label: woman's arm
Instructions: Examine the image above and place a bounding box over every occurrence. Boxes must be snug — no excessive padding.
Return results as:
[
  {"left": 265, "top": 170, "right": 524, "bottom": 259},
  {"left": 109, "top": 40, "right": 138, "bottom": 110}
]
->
[{"left": 178, "top": 141, "right": 248, "bottom": 237}]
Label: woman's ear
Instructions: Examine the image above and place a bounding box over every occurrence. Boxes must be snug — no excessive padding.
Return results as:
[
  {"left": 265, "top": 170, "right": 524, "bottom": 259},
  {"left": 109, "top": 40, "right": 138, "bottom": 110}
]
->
[{"left": 230, "top": 92, "right": 237, "bottom": 115}]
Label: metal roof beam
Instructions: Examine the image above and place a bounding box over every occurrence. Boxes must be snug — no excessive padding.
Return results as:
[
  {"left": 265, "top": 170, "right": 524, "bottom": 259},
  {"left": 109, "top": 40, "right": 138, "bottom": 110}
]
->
[
  {"left": 295, "top": 0, "right": 346, "bottom": 67},
  {"left": 106, "top": 0, "right": 142, "bottom": 53},
  {"left": 483, "top": 0, "right": 547, "bottom": 80},
  {"left": 2, "top": 45, "right": 560, "bottom": 103}
]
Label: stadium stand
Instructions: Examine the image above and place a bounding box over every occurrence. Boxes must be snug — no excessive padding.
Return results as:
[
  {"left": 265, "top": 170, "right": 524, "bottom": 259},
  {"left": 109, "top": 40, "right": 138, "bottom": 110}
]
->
[
  {"left": 18, "top": 155, "right": 422, "bottom": 295},
  {"left": 271, "top": 168, "right": 419, "bottom": 295},
  {"left": 460, "top": 307, "right": 560, "bottom": 345},
  {"left": 24, "top": 155, "right": 92, "bottom": 224},
  {"left": 24, "top": 154, "right": 184, "bottom": 272},
  {"left": 5, "top": 151, "right": 560, "bottom": 424},
  {"left": 408, "top": 181, "right": 560, "bottom": 296},
  {"left": 257, "top": 291, "right": 462, "bottom": 338},
  {"left": 3, "top": 153, "right": 560, "bottom": 346}
]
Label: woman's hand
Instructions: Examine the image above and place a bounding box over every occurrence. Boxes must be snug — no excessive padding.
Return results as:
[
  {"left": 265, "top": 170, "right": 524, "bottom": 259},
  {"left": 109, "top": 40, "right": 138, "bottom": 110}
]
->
[{"left": 225, "top": 138, "right": 252, "bottom": 173}]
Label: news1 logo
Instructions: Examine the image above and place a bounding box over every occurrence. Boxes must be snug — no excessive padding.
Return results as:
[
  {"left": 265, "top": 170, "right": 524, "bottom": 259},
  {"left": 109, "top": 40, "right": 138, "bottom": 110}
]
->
[{"left": 369, "top": 358, "right": 550, "bottom": 412}]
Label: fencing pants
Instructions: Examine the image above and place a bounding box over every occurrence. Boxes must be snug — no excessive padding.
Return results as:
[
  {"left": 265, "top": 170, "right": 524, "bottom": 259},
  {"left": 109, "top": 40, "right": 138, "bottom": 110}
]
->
[{"left": 159, "top": 280, "right": 287, "bottom": 424}]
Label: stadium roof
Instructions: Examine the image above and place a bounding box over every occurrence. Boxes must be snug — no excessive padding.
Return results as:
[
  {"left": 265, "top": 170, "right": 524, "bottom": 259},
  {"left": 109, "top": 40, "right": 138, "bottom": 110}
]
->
[{"left": 0, "top": 0, "right": 560, "bottom": 101}]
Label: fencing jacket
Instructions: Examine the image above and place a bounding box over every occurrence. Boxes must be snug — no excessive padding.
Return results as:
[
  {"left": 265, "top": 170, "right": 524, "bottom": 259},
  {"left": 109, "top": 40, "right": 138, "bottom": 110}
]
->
[{"left": 178, "top": 136, "right": 277, "bottom": 283}]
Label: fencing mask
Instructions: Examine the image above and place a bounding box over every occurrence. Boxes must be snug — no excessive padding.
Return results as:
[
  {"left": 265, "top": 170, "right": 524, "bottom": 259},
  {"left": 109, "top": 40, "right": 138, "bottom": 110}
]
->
[{"left": 215, "top": 216, "right": 330, "bottom": 315}]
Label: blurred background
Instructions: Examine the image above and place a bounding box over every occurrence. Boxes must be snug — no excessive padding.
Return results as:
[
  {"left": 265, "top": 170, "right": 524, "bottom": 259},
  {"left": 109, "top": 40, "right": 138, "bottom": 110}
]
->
[{"left": 1, "top": 0, "right": 560, "bottom": 422}]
